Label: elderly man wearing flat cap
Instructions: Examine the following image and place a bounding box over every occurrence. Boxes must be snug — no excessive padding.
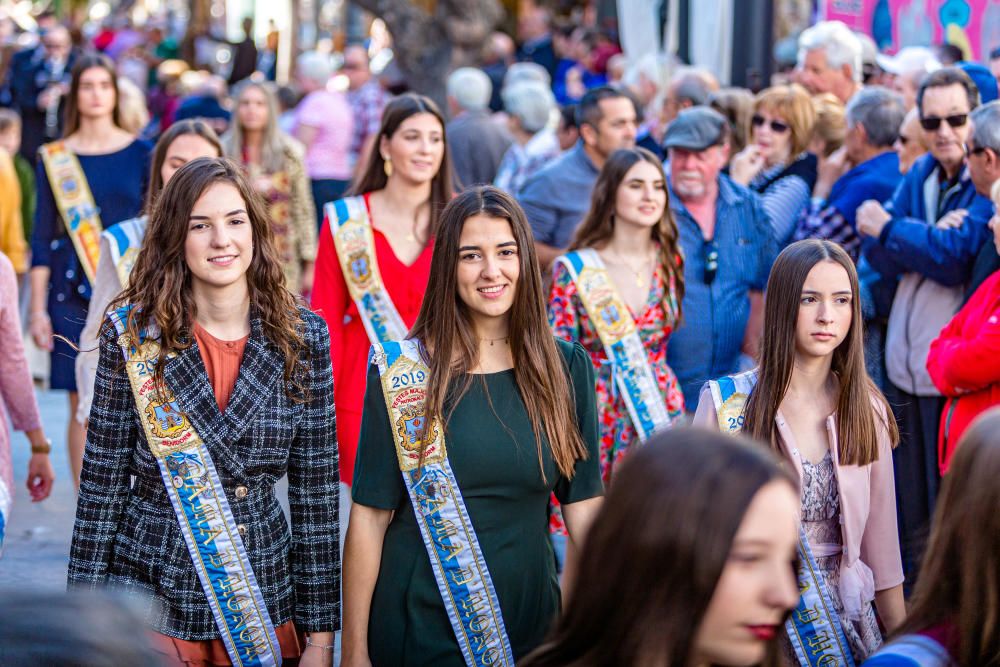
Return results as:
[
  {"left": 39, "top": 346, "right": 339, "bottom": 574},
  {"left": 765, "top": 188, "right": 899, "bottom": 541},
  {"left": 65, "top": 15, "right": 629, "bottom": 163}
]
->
[{"left": 663, "top": 107, "right": 777, "bottom": 410}]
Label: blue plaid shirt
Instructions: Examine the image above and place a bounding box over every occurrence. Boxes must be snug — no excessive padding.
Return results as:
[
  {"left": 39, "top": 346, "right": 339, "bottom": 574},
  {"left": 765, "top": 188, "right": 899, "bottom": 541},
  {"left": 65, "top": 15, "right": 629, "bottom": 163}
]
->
[{"left": 667, "top": 174, "right": 777, "bottom": 410}]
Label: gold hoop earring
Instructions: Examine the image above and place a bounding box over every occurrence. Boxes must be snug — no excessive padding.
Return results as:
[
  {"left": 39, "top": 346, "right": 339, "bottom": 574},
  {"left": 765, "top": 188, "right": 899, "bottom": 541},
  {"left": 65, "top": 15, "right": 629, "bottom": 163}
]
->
[{"left": 383, "top": 157, "right": 393, "bottom": 177}]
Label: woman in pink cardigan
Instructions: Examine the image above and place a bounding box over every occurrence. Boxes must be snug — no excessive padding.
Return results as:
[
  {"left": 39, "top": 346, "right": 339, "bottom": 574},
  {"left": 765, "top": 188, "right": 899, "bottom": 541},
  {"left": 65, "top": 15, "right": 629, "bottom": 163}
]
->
[
  {"left": 694, "top": 240, "right": 905, "bottom": 663},
  {"left": 0, "top": 251, "right": 54, "bottom": 554}
]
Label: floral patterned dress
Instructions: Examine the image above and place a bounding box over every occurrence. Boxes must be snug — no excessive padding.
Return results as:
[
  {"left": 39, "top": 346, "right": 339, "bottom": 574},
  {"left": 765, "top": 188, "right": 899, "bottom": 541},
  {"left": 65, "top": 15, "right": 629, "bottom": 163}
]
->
[{"left": 547, "top": 255, "right": 685, "bottom": 533}]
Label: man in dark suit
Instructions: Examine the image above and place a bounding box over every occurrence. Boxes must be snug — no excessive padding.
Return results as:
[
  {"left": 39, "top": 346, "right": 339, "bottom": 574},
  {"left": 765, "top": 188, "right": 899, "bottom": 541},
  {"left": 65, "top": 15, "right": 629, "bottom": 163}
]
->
[
  {"left": 516, "top": 6, "right": 557, "bottom": 80},
  {"left": 227, "top": 17, "right": 258, "bottom": 86},
  {"left": 7, "top": 25, "right": 74, "bottom": 164}
]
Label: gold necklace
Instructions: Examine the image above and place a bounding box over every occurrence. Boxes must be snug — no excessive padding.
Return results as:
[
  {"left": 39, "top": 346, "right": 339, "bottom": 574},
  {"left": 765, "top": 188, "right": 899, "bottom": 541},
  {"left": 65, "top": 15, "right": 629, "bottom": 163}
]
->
[
  {"left": 479, "top": 336, "right": 509, "bottom": 347},
  {"left": 608, "top": 250, "right": 652, "bottom": 288}
]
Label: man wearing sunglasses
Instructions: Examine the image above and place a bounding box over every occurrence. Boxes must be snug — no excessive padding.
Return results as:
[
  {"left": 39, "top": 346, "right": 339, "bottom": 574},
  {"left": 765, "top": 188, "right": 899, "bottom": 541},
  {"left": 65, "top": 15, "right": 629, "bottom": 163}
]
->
[
  {"left": 660, "top": 107, "right": 776, "bottom": 411},
  {"left": 856, "top": 67, "right": 994, "bottom": 582},
  {"left": 962, "top": 101, "right": 1000, "bottom": 298}
]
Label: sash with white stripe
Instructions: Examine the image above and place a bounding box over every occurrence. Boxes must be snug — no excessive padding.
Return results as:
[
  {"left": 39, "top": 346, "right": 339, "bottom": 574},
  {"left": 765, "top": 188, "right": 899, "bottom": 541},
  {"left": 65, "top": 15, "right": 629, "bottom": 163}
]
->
[
  {"left": 556, "top": 249, "right": 674, "bottom": 441},
  {"left": 372, "top": 339, "right": 514, "bottom": 667},
  {"left": 39, "top": 141, "right": 103, "bottom": 283},
  {"left": 110, "top": 307, "right": 282, "bottom": 666},
  {"left": 104, "top": 215, "right": 148, "bottom": 287},
  {"left": 326, "top": 196, "right": 407, "bottom": 343},
  {"left": 708, "top": 370, "right": 856, "bottom": 667}
]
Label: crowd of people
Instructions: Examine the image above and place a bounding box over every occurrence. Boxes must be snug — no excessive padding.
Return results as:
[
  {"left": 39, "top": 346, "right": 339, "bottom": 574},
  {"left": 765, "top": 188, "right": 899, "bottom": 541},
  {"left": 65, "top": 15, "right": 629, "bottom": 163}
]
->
[{"left": 1, "top": 5, "right": 1000, "bottom": 667}]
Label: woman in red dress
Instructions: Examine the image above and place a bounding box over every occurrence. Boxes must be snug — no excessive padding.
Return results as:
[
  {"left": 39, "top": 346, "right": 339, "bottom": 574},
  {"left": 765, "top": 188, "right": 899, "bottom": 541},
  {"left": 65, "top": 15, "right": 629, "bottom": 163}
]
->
[{"left": 311, "top": 94, "right": 453, "bottom": 485}]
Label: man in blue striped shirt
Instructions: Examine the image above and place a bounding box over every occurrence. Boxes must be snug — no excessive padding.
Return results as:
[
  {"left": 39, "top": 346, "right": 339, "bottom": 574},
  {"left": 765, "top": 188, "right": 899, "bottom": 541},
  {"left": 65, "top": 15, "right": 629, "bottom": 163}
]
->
[{"left": 662, "top": 108, "right": 777, "bottom": 411}]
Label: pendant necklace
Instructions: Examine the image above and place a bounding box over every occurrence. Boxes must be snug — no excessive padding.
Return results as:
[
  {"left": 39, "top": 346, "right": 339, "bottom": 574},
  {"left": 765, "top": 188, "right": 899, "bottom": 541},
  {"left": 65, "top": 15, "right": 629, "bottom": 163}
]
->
[
  {"left": 480, "top": 336, "right": 509, "bottom": 347},
  {"left": 609, "top": 250, "right": 651, "bottom": 288}
]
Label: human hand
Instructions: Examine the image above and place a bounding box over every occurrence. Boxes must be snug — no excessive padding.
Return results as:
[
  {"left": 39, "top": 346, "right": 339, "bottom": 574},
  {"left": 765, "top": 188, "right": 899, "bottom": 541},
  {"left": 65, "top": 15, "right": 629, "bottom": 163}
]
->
[
  {"left": 26, "top": 453, "right": 54, "bottom": 502},
  {"left": 814, "top": 146, "right": 851, "bottom": 200},
  {"left": 729, "top": 145, "right": 765, "bottom": 185},
  {"left": 935, "top": 208, "right": 968, "bottom": 230},
  {"left": 29, "top": 311, "right": 53, "bottom": 351},
  {"left": 856, "top": 201, "right": 892, "bottom": 238}
]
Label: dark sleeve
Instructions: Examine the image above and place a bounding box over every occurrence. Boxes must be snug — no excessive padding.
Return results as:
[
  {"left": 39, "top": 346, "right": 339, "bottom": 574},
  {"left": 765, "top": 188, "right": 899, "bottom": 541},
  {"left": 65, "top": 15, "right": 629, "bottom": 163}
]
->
[
  {"left": 553, "top": 340, "right": 603, "bottom": 504},
  {"left": 67, "top": 325, "right": 138, "bottom": 587},
  {"left": 351, "top": 360, "right": 406, "bottom": 510},
  {"left": 288, "top": 311, "right": 341, "bottom": 633},
  {"left": 30, "top": 154, "right": 57, "bottom": 268}
]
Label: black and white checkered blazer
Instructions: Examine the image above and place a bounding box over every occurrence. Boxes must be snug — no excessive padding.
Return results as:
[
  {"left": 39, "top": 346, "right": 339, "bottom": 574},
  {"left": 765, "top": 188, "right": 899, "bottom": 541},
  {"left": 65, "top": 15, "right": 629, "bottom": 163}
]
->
[{"left": 68, "top": 306, "right": 340, "bottom": 640}]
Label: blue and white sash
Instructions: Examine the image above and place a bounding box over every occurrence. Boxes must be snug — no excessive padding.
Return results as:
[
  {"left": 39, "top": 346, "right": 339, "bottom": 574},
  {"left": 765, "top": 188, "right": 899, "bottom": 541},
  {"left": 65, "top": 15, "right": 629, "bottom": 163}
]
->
[
  {"left": 104, "top": 215, "right": 148, "bottom": 287},
  {"left": 0, "top": 476, "right": 10, "bottom": 555},
  {"left": 709, "top": 370, "right": 856, "bottom": 667},
  {"left": 372, "top": 339, "right": 514, "bottom": 667},
  {"left": 326, "top": 196, "right": 408, "bottom": 344},
  {"left": 864, "top": 634, "right": 955, "bottom": 666},
  {"left": 110, "top": 307, "right": 281, "bottom": 667},
  {"left": 556, "top": 249, "right": 674, "bottom": 441}
]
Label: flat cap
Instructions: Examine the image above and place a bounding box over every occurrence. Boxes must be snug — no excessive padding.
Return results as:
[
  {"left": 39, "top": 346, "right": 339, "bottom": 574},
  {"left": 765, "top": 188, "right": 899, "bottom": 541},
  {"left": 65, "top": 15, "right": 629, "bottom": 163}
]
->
[{"left": 662, "top": 107, "right": 728, "bottom": 151}]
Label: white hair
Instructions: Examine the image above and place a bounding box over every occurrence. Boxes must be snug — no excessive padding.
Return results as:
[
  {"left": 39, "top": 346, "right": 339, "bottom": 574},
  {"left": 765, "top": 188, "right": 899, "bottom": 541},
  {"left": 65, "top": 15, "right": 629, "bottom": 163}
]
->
[
  {"left": 502, "top": 81, "right": 555, "bottom": 133},
  {"left": 798, "top": 20, "right": 863, "bottom": 83},
  {"left": 447, "top": 67, "right": 492, "bottom": 112},
  {"left": 296, "top": 51, "right": 334, "bottom": 87},
  {"left": 624, "top": 52, "right": 671, "bottom": 90},
  {"left": 503, "top": 61, "right": 551, "bottom": 90}
]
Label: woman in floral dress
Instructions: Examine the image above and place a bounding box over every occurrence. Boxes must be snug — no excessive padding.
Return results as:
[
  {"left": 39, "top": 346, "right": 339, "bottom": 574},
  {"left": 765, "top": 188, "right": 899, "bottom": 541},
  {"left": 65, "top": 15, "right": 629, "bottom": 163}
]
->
[{"left": 548, "top": 148, "right": 685, "bottom": 536}]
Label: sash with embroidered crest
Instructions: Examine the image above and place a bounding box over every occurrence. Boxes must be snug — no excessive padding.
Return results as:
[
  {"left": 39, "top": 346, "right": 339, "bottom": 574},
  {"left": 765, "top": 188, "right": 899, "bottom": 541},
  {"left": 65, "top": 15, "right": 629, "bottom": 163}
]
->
[
  {"left": 707, "top": 370, "right": 856, "bottom": 667},
  {"left": 555, "top": 249, "right": 676, "bottom": 442},
  {"left": 326, "top": 196, "right": 407, "bottom": 344},
  {"left": 104, "top": 215, "right": 148, "bottom": 287},
  {"left": 372, "top": 339, "right": 514, "bottom": 667},
  {"left": 39, "top": 141, "right": 104, "bottom": 283},
  {"left": 109, "top": 306, "right": 282, "bottom": 667}
]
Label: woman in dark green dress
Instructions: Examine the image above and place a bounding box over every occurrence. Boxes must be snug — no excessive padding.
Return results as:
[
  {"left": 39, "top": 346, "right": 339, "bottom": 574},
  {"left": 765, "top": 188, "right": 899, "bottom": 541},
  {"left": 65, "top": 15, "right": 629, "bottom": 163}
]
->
[{"left": 342, "top": 186, "right": 604, "bottom": 666}]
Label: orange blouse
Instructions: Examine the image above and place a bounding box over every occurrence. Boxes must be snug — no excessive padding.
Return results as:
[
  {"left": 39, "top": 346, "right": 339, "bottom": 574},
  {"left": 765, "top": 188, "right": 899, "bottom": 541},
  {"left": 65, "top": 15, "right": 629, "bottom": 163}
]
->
[{"left": 151, "top": 322, "right": 304, "bottom": 666}]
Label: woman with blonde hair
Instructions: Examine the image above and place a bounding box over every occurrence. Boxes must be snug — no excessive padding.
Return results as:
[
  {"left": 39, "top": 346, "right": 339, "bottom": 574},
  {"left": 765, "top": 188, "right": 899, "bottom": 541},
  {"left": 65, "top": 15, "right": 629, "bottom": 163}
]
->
[
  {"left": 222, "top": 80, "right": 317, "bottom": 295},
  {"left": 730, "top": 84, "right": 818, "bottom": 245},
  {"left": 809, "top": 92, "right": 847, "bottom": 158}
]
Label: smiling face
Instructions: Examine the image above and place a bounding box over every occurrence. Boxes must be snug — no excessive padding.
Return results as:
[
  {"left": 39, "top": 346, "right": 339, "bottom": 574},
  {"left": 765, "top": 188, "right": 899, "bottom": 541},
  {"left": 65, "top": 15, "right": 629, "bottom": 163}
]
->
[
  {"left": 614, "top": 160, "right": 667, "bottom": 230},
  {"left": 692, "top": 480, "right": 800, "bottom": 666},
  {"left": 160, "top": 134, "right": 222, "bottom": 187},
  {"left": 455, "top": 214, "right": 520, "bottom": 331},
  {"left": 237, "top": 85, "right": 270, "bottom": 133},
  {"left": 76, "top": 66, "right": 117, "bottom": 120},
  {"left": 920, "top": 83, "right": 972, "bottom": 175},
  {"left": 794, "top": 260, "right": 853, "bottom": 361},
  {"left": 184, "top": 182, "right": 254, "bottom": 294},
  {"left": 751, "top": 107, "right": 793, "bottom": 166},
  {"left": 380, "top": 112, "right": 445, "bottom": 185}
]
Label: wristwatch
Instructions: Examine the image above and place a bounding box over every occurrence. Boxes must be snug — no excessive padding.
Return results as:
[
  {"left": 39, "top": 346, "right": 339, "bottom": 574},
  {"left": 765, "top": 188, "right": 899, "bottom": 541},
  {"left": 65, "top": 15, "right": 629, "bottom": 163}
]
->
[{"left": 31, "top": 438, "right": 52, "bottom": 455}]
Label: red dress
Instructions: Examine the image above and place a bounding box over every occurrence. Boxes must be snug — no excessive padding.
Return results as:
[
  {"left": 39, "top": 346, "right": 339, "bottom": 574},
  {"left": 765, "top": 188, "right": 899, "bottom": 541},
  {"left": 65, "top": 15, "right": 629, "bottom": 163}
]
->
[
  {"left": 311, "top": 192, "right": 434, "bottom": 485},
  {"left": 926, "top": 269, "right": 1000, "bottom": 474}
]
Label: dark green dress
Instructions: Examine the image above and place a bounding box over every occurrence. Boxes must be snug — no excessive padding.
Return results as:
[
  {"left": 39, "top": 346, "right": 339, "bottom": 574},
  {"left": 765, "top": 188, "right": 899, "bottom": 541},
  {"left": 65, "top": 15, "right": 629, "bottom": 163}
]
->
[{"left": 352, "top": 338, "right": 602, "bottom": 666}]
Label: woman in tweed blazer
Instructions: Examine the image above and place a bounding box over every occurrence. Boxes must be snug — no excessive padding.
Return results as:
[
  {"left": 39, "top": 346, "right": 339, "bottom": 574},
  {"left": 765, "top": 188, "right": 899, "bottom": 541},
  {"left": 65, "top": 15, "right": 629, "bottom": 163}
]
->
[{"left": 68, "top": 157, "right": 339, "bottom": 666}]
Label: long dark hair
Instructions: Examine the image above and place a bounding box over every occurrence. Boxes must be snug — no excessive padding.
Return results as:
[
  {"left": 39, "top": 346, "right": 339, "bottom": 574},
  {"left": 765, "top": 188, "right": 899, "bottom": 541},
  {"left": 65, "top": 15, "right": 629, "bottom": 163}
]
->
[
  {"left": 63, "top": 53, "right": 122, "bottom": 136},
  {"left": 743, "top": 240, "right": 898, "bottom": 465},
  {"left": 572, "top": 147, "right": 685, "bottom": 321},
  {"left": 349, "top": 93, "right": 454, "bottom": 237},
  {"left": 408, "top": 186, "right": 587, "bottom": 478},
  {"left": 891, "top": 409, "right": 1000, "bottom": 663},
  {"left": 107, "top": 157, "right": 306, "bottom": 397},
  {"left": 146, "top": 119, "right": 222, "bottom": 212},
  {"left": 523, "top": 428, "right": 797, "bottom": 666}
]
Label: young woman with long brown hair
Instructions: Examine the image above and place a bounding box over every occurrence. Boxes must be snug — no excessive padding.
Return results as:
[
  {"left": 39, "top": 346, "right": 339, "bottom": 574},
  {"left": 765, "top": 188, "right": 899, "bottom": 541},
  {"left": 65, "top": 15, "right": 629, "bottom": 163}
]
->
[
  {"left": 312, "top": 92, "right": 453, "bottom": 487},
  {"left": 75, "top": 119, "right": 222, "bottom": 428},
  {"left": 68, "top": 157, "right": 339, "bottom": 667},
  {"left": 549, "top": 147, "right": 685, "bottom": 483},
  {"left": 523, "top": 428, "right": 800, "bottom": 667},
  {"left": 28, "top": 53, "right": 151, "bottom": 486},
  {"left": 695, "top": 239, "right": 905, "bottom": 663},
  {"left": 865, "top": 409, "right": 1000, "bottom": 666},
  {"left": 342, "top": 186, "right": 602, "bottom": 666},
  {"left": 222, "top": 80, "right": 317, "bottom": 295}
]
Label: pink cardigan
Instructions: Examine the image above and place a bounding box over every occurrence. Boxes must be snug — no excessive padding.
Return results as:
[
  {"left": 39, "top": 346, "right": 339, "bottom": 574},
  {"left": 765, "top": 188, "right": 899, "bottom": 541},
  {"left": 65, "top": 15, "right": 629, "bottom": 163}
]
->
[{"left": 693, "top": 387, "right": 904, "bottom": 612}]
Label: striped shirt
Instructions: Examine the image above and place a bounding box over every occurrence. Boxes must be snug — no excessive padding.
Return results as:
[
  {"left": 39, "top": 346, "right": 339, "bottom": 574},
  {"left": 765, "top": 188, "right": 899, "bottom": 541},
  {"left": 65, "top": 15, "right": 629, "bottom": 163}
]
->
[{"left": 749, "top": 155, "right": 814, "bottom": 246}]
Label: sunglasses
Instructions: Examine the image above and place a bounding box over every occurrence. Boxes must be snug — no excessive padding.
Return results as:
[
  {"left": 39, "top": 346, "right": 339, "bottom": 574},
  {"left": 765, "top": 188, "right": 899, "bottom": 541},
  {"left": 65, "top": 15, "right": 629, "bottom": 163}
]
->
[
  {"left": 751, "top": 115, "right": 789, "bottom": 133},
  {"left": 919, "top": 114, "right": 968, "bottom": 131},
  {"left": 702, "top": 241, "right": 719, "bottom": 285}
]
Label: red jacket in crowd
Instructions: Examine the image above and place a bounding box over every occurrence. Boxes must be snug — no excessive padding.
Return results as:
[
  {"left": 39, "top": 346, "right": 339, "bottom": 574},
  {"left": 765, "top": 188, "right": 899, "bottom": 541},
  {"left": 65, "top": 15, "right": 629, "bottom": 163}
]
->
[{"left": 927, "top": 269, "right": 1000, "bottom": 474}]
